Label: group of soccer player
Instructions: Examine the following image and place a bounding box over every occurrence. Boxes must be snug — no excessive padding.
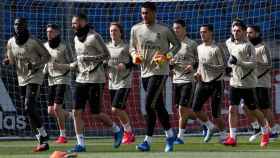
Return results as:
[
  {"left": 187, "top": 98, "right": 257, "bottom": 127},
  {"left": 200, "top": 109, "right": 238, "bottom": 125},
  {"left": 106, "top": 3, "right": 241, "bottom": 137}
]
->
[{"left": 3, "top": 1, "right": 278, "bottom": 153}]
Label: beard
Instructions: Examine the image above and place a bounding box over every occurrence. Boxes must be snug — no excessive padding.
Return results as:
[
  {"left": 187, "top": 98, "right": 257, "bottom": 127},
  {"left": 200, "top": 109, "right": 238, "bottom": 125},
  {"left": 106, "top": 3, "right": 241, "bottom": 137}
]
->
[
  {"left": 249, "top": 37, "right": 262, "bottom": 46},
  {"left": 75, "top": 24, "right": 90, "bottom": 42},
  {"left": 48, "top": 35, "right": 61, "bottom": 49},
  {"left": 14, "top": 29, "right": 29, "bottom": 45}
]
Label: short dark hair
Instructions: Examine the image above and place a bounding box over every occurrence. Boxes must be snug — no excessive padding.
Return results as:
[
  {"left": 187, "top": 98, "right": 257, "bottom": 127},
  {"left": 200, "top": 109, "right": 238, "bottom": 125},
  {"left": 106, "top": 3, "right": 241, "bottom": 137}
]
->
[
  {"left": 174, "top": 19, "right": 186, "bottom": 28},
  {"left": 232, "top": 21, "right": 246, "bottom": 30},
  {"left": 47, "top": 24, "right": 60, "bottom": 31},
  {"left": 201, "top": 24, "right": 214, "bottom": 32},
  {"left": 14, "top": 17, "right": 28, "bottom": 25},
  {"left": 247, "top": 25, "right": 261, "bottom": 33},
  {"left": 110, "top": 22, "right": 124, "bottom": 40},
  {"left": 73, "top": 13, "right": 88, "bottom": 21},
  {"left": 232, "top": 17, "right": 243, "bottom": 25},
  {"left": 141, "top": 1, "right": 156, "bottom": 12}
]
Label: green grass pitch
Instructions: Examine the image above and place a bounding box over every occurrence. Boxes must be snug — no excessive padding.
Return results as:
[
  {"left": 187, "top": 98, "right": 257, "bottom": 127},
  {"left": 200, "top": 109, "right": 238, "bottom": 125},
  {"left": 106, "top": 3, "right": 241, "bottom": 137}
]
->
[{"left": 0, "top": 136, "right": 279, "bottom": 158}]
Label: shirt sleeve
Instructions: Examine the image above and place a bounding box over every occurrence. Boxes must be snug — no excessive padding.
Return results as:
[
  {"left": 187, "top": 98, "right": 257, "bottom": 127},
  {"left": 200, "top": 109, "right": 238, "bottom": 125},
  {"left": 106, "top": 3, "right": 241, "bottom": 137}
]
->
[
  {"left": 257, "top": 45, "right": 272, "bottom": 69},
  {"left": 34, "top": 40, "right": 51, "bottom": 67},
  {"left": 166, "top": 28, "right": 181, "bottom": 56},
  {"left": 129, "top": 26, "right": 137, "bottom": 57},
  {"left": 6, "top": 40, "right": 15, "bottom": 64},
  {"left": 94, "top": 34, "right": 110, "bottom": 61}
]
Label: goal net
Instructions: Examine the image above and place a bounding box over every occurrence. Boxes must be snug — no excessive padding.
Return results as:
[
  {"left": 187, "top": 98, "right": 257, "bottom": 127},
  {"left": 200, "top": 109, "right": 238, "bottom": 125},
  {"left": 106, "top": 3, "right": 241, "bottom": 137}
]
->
[{"left": 0, "top": 0, "right": 279, "bottom": 138}]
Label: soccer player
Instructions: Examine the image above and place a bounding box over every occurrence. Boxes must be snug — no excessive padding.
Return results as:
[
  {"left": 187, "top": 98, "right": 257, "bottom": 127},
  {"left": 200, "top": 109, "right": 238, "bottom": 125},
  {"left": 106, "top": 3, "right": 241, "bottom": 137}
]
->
[
  {"left": 226, "top": 19, "right": 262, "bottom": 141},
  {"left": 192, "top": 24, "right": 227, "bottom": 143},
  {"left": 3, "top": 17, "right": 50, "bottom": 152},
  {"left": 43, "top": 24, "right": 73, "bottom": 144},
  {"left": 106, "top": 22, "right": 135, "bottom": 144},
  {"left": 224, "top": 22, "right": 270, "bottom": 147},
  {"left": 69, "top": 13, "right": 123, "bottom": 152},
  {"left": 130, "top": 2, "right": 181, "bottom": 152},
  {"left": 170, "top": 19, "right": 200, "bottom": 144},
  {"left": 247, "top": 25, "right": 278, "bottom": 141}
]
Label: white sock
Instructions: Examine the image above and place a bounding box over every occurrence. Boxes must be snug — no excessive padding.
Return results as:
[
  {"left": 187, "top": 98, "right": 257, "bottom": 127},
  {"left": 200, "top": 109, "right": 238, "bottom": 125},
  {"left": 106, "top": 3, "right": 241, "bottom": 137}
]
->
[
  {"left": 261, "top": 126, "right": 269, "bottom": 134},
  {"left": 76, "top": 134, "right": 85, "bottom": 146},
  {"left": 123, "top": 122, "right": 132, "bottom": 132},
  {"left": 60, "top": 130, "right": 66, "bottom": 137},
  {"left": 177, "top": 128, "right": 185, "bottom": 139},
  {"left": 37, "top": 127, "right": 47, "bottom": 137},
  {"left": 165, "top": 128, "right": 174, "bottom": 138},
  {"left": 251, "top": 121, "right": 260, "bottom": 129},
  {"left": 112, "top": 122, "right": 120, "bottom": 133},
  {"left": 144, "top": 135, "right": 152, "bottom": 144},
  {"left": 230, "top": 128, "right": 237, "bottom": 139}
]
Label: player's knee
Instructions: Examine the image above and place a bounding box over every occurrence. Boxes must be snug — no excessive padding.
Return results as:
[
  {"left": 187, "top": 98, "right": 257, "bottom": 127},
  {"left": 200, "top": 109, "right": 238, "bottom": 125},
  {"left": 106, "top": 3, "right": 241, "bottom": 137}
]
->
[
  {"left": 53, "top": 103, "right": 62, "bottom": 113},
  {"left": 24, "top": 98, "right": 35, "bottom": 113},
  {"left": 48, "top": 107, "right": 54, "bottom": 115},
  {"left": 73, "top": 109, "right": 81, "bottom": 118},
  {"left": 111, "top": 107, "right": 118, "bottom": 114},
  {"left": 229, "top": 105, "right": 238, "bottom": 114},
  {"left": 24, "top": 105, "right": 34, "bottom": 116}
]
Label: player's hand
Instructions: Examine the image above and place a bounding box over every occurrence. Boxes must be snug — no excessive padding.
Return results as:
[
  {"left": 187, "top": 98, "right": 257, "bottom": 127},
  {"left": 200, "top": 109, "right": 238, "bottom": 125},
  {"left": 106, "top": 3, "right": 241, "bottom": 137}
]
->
[
  {"left": 2, "top": 58, "right": 10, "bottom": 65},
  {"left": 27, "top": 62, "right": 40, "bottom": 74},
  {"left": 184, "top": 65, "right": 193, "bottom": 73},
  {"left": 193, "top": 72, "right": 202, "bottom": 81},
  {"left": 169, "top": 58, "right": 176, "bottom": 65},
  {"left": 132, "top": 53, "right": 143, "bottom": 64},
  {"left": 69, "top": 63, "right": 77, "bottom": 71},
  {"left": 225, "top": 67, "right": 232, "bottom": 76},
  {"left": 228, "top": 55, "right": 237, "bottom": 65},
  {"left": 166, "top": 52, "right": 173, "bottom": 61},
  {"left": 116, "top": 63, "right": 125, "bottom": 71},
  {"left": 153, "top": 52, "right": 167, "bottom": 65},
  {"left": 42, "top": 64, "right": 48, "bottom": 75}
]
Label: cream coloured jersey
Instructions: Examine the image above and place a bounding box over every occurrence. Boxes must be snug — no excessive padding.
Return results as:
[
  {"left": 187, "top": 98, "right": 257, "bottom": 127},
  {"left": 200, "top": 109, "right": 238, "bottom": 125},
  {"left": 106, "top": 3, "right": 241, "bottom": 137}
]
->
[
  {"left": 73, "top": 30, "right": 110, "bottom": 83},
  {"left": 197, "top": 42, "right": 226, "bottom": 83},
  {"left": 129, "top": 22, "right": 181, "bottom": 78},
  {"left": 226, "top": 40, "right": 257, "bottom": 88},
  {"left": 7, "top": 37, "right": 50, "bottom": 86},
  {"left": 106, "top": 41, "right": 132, "bottom": 90},
  {"left": 44, "top": 42, "right": 72, "bottom": 86},
  {"left": 255, "top": 43, "right": 272, "bottom": 88},
  {"left": 172, "top": 37, "right": 198, "bottom": 83}
]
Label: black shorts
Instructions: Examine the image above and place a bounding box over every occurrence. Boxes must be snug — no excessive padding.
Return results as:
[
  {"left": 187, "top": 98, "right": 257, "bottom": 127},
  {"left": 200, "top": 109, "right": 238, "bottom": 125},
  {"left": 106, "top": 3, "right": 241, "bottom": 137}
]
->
[
  {"left": 192, "top": 81, "right": 224, "bottom": 118},
  {"left": 48, "top": 84, "right": 66, "bottom": 106},
  {"left": 142, "top": 75, "right": 167, "bottom": 108},
  {"left": 110, "top": 88, "right": 130, "bottom": 109},
  {"left": 19, "top": 84, "right": 40, "bottom": 104},
  {"left": 256, "top": 87, "right": 271, "bottom": 109},
  {"left": 173, "top": 82, "right": 193, "bottom": 107},
  {"left": 74, "top": 83, "right": 104, "bottom": 114},
  {"left": 229, "top": 87, "right": 257, "bottom": 110}
]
